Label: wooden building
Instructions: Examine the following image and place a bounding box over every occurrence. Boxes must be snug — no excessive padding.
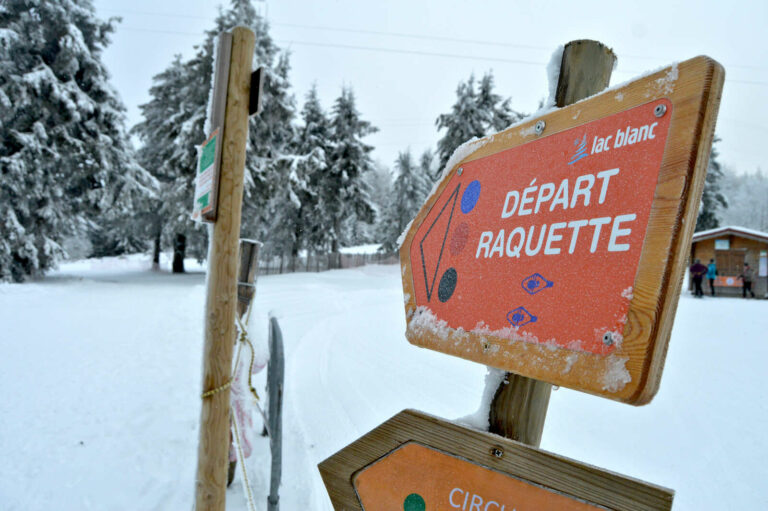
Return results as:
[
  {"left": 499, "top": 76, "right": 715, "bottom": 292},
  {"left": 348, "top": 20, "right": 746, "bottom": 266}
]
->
[{"left": 690, "top": 226, "right": 768, "bottom": 298}]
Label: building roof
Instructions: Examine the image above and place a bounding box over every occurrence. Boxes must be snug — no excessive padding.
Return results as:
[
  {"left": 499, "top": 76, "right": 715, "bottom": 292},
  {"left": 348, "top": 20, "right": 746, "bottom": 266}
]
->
[{"left": 692, "top": 226, "right": 768, "bottom": 244}]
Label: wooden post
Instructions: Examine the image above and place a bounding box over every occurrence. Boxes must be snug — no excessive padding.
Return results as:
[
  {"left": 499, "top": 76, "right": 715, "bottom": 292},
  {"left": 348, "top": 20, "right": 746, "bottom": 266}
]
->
[
  {"left": 227, "top": 238, "right": 262, "bottom": 487},
  {"left": 195, "top": 26, "right": 255, "bottom": 511},
  {"left": 488, "top": 40, "right": 616, "bottom": 446},
  {"left": 236, "top": 239, "right": 261, "bottom": 318}
]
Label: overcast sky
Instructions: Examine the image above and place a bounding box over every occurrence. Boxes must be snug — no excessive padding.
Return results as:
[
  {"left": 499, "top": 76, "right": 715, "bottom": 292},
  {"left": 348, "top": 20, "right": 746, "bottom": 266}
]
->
[{"left": 93, "top": 0, "right": 768, "bottom": 175}]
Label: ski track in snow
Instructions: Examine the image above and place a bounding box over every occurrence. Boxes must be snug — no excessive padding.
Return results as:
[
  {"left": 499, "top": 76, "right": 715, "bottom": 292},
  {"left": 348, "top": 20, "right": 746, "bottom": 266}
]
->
[{"left": 0, "top": 256, "right": 766, "bottom": 510}]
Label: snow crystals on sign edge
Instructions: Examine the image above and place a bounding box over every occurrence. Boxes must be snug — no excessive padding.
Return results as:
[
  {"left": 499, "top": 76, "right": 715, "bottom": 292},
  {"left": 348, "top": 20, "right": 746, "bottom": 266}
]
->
[
  {"left": 408, "top": 306, "right": 632, "bottom": 393},
  {"left": 601, "top": 355, "right": 631, "bottom": 392}
]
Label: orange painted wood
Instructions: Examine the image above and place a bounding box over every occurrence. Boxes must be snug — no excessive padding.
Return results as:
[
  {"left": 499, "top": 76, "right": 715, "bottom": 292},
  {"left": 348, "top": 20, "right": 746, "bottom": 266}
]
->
[{"left": 399, "top": 57, "right": 724, "bottom": 404}]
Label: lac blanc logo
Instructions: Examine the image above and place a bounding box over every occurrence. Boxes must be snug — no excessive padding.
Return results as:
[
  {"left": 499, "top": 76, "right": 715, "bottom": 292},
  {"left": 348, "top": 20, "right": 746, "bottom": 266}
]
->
[
  {"left": 568, "top": 121, "right": 660, "bottom": 165},
  {"left": 568, "top": 134, "right": 589, "bottom": 165}
]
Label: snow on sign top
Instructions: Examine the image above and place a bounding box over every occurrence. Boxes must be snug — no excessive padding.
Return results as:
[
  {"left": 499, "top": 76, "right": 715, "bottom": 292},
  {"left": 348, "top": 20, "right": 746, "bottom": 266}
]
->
[{"left": 400, "top": 57, "right": 725, "bottom": 404}]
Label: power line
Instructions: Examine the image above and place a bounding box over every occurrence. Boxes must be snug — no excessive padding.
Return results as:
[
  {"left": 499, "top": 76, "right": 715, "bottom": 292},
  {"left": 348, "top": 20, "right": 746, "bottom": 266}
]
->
[
  {"left": 103, "top": 7, "right": 552, "bottom": 52},
  {"left": 611, "top": 68, "right": 768, "bottom": 87},
  {"left": 105, "top": 7, "right": 768, "bottom": 73},
  {"left": 122, "top": 26, "right": 201, "bottom": 37},
  {"left": 274, "top": 22, "right": 549, "bottom": 53},
  {"left": 118, "top": 27, "right": 768, "bottom": 86},
  {"left": 277, "top": 39, "right": 545, "bottom": 67}
]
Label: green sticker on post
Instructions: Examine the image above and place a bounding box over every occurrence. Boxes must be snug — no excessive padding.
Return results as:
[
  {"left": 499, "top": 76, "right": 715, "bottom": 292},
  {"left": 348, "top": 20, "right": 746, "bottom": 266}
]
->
[
  {"left": 192, "top": 128, "right": 220, "bottom": 222},
  {"left": 199, "top": 134, "right": 217, "bottom": 175}
]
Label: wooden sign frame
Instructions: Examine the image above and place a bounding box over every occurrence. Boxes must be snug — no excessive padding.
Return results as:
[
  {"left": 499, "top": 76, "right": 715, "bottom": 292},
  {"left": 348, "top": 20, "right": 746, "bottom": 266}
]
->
[
  {"left": 319, "top": 409, "right": 673, "bottom": 510},
  {"left": 399, "top": 56, "right": 724, "bottom": 404},
  {"left": 193, "top": 31, "right": 232, "bottom": 223}
]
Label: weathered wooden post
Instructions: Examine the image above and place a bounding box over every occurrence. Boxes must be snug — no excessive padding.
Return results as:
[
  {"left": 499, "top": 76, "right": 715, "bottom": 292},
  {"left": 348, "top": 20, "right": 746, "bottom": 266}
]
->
[
  {"left": 227, "top": 238, "right": 261, "bottom": 487},
  {"left": 195, "top": 26, "right": 255, "bottom": 511},
  {"left": 236, "top": 239, "right": 261, "bottom": 318},
  {"left": 488, "top": 40, "right": 617, "bottom": 445}
]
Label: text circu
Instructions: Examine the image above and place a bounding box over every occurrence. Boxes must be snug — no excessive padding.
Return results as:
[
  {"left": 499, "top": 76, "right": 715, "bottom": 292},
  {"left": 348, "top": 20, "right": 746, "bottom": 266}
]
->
[
  {"left": 449, "top": 487, "right": 513, "bottom": 511},
  {"left": 475, "top": 168, "right": 638, "bottom": 259}
]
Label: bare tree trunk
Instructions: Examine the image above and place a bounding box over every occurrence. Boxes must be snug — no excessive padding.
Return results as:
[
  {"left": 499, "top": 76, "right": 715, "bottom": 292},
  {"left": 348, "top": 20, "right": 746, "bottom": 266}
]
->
[
  {"left": 152, "top": 230, "right": 161, "bottom": 271},
  {"left": 172, "top": 233, "right": 186, "bottom": 274}
]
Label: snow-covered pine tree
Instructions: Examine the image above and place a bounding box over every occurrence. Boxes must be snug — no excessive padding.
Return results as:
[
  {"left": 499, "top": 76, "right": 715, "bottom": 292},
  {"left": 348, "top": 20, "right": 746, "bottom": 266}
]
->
[
  {"left": 695, "top": 137, "right": 728, "bottom": 232},
  {"left": 477, "top": 72, "right": 523, "bottom": 132},
  {"left": 0, "top": 0, "right": 155, "bottom": 281},
  {"left": 243, "top": 50, "right": 298, "bottom": 244},
  {"left": 720, "top": 167, "right": 768, "bottom": 232},
  {"left": 435, "top": 72, "right": 523, "bottom": 174},
  {"left": 265, "top": 85, "right": 328, "bottom": 262},
  {"left": 323, "top": 87, "right": 378, "bottom": 254},
  {"left": 435, "top": 75, "right": 485, "bottom": 175},
  {"left": 379, "top": 150, "right": 431, "bottom": 253},
  {"left": 132, "top": 55, "right": 199, "bottom": 269},
  {"left": 419, "top": 148, "right": 437, "bottom": 182},
  {"left": 367, "top": 161, "right": 394, "bottom": 244},
  {"left": 133, "top": 0, "right": 296, "bottom": 271}
]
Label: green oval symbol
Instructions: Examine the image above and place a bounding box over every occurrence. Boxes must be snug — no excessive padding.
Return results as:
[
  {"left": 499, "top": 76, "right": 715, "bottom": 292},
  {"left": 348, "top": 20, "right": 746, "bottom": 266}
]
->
[{"left": 404, "top": 493, "right": 426, "bottom": 511}]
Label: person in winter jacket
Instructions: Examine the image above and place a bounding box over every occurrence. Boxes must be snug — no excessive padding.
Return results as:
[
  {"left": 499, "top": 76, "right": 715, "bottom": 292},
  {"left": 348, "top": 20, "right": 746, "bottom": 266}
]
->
[
  {"left": 707, "top": 259, "right": 717, "bottom": 296},
  {"left": 739, "top": 263, "right": 755, "bottom": 298},
  {"left": 689, "top": 259, "right": 707, "bottom": 298}
]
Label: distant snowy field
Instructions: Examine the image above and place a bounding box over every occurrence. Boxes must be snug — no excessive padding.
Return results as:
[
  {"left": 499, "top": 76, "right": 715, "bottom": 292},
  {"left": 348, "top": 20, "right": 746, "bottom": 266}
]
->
[{"left": 0, "top": 254, "right": 766, "bottom": 510}]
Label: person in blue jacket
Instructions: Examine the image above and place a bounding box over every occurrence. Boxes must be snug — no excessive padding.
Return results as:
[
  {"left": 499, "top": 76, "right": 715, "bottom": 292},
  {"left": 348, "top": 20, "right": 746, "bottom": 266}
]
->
[{"left": 707, "top": 258, "right": 717, "bottom": 296}]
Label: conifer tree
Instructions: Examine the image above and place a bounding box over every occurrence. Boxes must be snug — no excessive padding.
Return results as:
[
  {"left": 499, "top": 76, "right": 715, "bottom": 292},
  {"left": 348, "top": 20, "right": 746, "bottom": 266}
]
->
[
  {"left": 695, "top": 137, "right": 728, "bottom": 231},
  {"left": 324, "top": 87, "right": 377, "bottom": 253},
  {"left": 379, "top": 150, "right": 431, "bottom": 253},
  {"left": 435, "top": 72, "right": 523, "bottom": 174},
  {"left": 133, "top": 0, "right": 296, "bottom": 271},
  {"left": 0, "top": 0, "right": 155, "bottom": 281},
  {"left": 436, "top": 75, "right": 486, "bottom": 174},
  {"left": 243, "top": 52, "right": 297, "bottom": 242},
  {"left": 720, "top": 167, "right": 768, "bottom": 232},
  {"left": 477, "top": 72, "right": 521, "bottom": 132},
  {"left": 419, "top": 148, "right": 437, "bottom": 182},
  {"left": 266, "top": 86, "right": 329, "bottom": 261}
]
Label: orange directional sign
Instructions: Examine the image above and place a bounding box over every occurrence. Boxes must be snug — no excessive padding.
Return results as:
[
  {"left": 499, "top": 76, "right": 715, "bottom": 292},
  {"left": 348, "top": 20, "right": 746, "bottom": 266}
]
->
[
  {"left": 400, "top": 57, "right": 724, "bottom": 404},
  {"left": 319, "top": 410, "right": 674, "bottom": 511},
  {"left": 356, "top": 443, "right": 603, "bottom": 511}
]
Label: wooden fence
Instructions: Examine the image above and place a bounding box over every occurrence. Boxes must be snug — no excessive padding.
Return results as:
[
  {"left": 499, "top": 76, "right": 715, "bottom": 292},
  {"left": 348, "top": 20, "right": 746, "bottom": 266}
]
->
[{"left": 257, "top": 252, "right": 398, "bottom": 276}]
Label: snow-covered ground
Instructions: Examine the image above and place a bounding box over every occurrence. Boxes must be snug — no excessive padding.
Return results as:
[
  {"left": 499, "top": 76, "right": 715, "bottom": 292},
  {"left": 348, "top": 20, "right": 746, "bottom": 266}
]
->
[{"left": 0, "top": 255, "right": 766, "bottom": 510}]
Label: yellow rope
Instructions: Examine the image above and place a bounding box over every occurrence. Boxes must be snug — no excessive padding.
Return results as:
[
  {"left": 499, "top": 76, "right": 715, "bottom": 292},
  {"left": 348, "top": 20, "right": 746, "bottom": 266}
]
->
[
  {"left": 201, "top": 379, "right": 233, "bottom": 399},
  {"left": 231, "top": 405, "right": 258, "bottom": 511},
  {"left": 201, "top": 303, "right": 258, "bottom": 400},
  {"left": 236, "top": 313, "right": 260, "bottom": 402}
]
